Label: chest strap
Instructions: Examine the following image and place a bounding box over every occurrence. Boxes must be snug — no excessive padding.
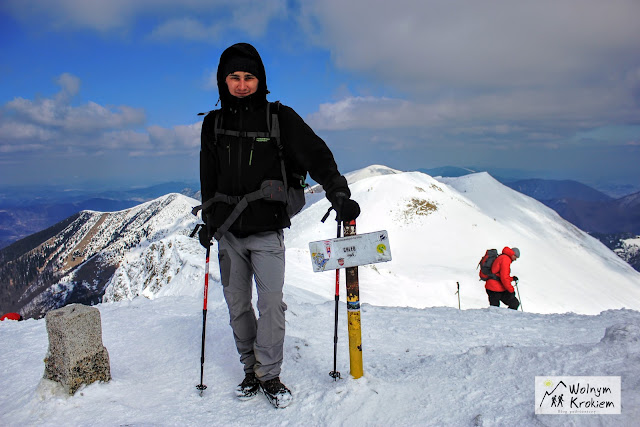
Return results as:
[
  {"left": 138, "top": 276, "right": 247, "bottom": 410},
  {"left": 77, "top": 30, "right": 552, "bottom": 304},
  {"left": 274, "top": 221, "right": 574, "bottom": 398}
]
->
[
  {"left": 192, "top": 180, "right": 287, "bottom": 241},
  {"left": 214, "top": 129, "right": 271, "bottom": 138}
]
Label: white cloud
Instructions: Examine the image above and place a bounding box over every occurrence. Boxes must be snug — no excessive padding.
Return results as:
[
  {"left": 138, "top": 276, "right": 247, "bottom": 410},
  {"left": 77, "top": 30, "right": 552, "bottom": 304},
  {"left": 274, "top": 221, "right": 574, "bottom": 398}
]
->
[
  {"left": 3, "top": 0, "right": 141, "bottom": 31},
  {"left": 307, "top": 96, "right": 447, "bottom": 131},
  {"left": 294, "top": 0, "right": 640, "bottom": 160},
  {"left": 4, "top": 0, "right": 287, "bottom": 40},
  {"left": 148, "top": 2, "right": 287, "bottom": 42},
  {"left": 148, "top": 122, "right": 202, "bottom": 153},
  {"left": 0, "top": 120, "right": 56, "bottom": 143},
  {"left": 55, "top": 73, "right": 81, "bottom": 100},
  {"left": 0, "top": 73, "right": 201, "bottom": 157},
  {"left": 5, "top": 94, "right": 145, "bottom": 135},
  {"left": 307, "top": 84, "right": 640, "bottom": 135},
  {"left": 300, "top": 0, "right": 640, "bottom": 91},
  {"left": 0, "top": 142, "right": 46, "bottom": 154},
  {"left": 99, "top": 130, "right": 151, "bottom": 151},
  {"left": 149, "top": 18, "right": 221, "bottom": 41}
]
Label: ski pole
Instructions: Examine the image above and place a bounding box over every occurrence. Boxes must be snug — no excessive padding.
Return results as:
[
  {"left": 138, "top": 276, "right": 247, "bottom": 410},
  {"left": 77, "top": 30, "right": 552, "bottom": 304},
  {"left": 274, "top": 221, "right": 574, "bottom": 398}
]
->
[
  {"left": 329, "top": 218, "right": 342, "bottom": 380},
  {"left": 456, "top": 282, "right": 461, "bottom": 310},
  {"left": 515, "top": 278, "right": 523, "bottom": 312},
  {"left": 196, "top": 240, "right": 211, "bottom": 395}
]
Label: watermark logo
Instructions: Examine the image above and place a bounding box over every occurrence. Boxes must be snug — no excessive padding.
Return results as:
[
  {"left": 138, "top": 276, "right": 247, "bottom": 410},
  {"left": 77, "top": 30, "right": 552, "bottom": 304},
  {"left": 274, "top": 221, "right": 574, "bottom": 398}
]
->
[{"left": 535, "top": 376, "right": 621, "bottom": 415}]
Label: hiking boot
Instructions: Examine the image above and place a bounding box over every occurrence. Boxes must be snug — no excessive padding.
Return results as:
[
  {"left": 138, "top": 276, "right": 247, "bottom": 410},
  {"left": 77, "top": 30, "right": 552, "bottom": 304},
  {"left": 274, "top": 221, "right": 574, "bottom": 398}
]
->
[
  {"left": 235, "top": 372, "right": 260, "bottom": 400},
  {"left": 260, "top": 377, "right": 292, "bottom": 408}
]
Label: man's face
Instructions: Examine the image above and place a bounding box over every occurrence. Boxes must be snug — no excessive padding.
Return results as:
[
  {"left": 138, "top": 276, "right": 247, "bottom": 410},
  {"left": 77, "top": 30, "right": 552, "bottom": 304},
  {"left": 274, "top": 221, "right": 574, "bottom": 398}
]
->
[{"left": 225, "top": 72, "right": 259, "bottom": 98}]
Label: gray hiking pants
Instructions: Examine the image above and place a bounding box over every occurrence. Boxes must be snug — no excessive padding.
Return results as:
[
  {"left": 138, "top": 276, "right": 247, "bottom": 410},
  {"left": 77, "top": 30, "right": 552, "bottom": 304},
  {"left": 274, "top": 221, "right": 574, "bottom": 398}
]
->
[{"left": 217, "top": 230, "right": 286, "bottom": 381}]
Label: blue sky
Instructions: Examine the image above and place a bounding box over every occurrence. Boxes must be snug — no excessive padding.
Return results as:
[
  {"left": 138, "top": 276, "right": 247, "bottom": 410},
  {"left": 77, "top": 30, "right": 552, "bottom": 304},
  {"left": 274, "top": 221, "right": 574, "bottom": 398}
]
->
[{"left": 1, "top": 0, "right": 639, "bottom": 191}]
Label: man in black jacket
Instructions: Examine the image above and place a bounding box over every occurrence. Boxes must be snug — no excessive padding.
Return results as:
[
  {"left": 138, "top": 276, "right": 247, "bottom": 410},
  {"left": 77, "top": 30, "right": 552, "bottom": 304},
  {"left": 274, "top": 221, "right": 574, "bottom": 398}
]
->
[{"left": 199, "top": 43, "right": 359, "bottom": 408}]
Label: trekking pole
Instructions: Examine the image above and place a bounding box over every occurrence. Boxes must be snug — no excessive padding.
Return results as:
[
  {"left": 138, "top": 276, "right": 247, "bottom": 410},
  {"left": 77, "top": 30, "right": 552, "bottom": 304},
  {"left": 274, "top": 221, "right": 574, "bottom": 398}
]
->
[
  {"left": 456, "top": 282, "right": 461, "bottom": 310},
  {"left": 192, "top": 222, "right": 210, "bottom": 396},
  {"left": 329, "top": 218, "right": 342, "bottom": 380},
  {"left": 515, "top": 278, "right": 523, "bottom": 312},
  {"left": 321, "top": 206, "right": 343, "bottom": 380}
]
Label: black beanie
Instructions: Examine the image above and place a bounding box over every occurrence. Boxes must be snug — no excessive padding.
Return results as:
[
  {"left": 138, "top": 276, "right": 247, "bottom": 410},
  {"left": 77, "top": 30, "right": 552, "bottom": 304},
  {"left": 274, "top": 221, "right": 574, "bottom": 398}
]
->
[{"left": 222, "top": 56, "right": 261, "bottom": 79}]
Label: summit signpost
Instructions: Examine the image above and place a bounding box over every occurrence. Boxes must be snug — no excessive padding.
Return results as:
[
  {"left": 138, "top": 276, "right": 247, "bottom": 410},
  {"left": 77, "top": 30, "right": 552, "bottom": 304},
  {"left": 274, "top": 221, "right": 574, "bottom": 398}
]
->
[{"left": 309, "top": 226, "right": 392, "bottom": 379}]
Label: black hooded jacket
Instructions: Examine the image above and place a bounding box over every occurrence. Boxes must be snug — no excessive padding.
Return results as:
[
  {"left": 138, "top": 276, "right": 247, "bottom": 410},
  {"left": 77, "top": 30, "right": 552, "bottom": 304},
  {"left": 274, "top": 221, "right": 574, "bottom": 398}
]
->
[{"left": 200, "top": 43, "right": 349, "bottom": 236}]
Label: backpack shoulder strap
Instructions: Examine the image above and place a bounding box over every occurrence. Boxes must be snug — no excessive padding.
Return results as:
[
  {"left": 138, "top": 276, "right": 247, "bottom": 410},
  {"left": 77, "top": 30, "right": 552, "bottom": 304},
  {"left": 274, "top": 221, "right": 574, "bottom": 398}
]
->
[
  {"left": 267, "top": 101, "right": 282, "bottom": 147},
  {"left": 267, "top": 101, "right": 290, "bottom": 203},
  {"left": 213, "top": 109, "right": 221, "bottom": 145}
]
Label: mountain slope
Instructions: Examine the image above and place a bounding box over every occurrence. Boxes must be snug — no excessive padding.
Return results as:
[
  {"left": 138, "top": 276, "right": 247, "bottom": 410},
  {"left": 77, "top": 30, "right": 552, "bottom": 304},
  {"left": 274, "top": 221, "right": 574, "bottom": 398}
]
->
[
  {"left": 0, "top": 194, "right": 199, "bottom": 318},
  {"left": 283, "top": 171, "right": 640, "bottom": 314}
]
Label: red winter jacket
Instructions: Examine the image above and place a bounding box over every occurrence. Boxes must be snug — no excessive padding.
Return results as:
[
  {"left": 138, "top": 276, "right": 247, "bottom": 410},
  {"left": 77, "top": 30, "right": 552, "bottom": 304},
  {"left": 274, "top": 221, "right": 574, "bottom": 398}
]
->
[{"left": 485, "top": 247, "right": 516, "bottom": 293}]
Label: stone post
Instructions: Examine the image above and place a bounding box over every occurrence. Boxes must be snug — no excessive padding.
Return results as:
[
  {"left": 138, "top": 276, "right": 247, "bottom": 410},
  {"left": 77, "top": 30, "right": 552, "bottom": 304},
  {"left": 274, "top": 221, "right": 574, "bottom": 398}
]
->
[{"left": 44, "top": 304, "right": 111, "bottom": 395}]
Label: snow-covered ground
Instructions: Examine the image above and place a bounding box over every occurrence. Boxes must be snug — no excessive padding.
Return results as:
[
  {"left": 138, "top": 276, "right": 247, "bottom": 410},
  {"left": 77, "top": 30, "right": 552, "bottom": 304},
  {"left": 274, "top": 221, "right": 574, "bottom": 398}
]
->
[
  {"left": 1, "top": 295, "right": 639, "bottom": 425},
  {"left": 2, "top": 167, "right": 640, "bottom": 425}
]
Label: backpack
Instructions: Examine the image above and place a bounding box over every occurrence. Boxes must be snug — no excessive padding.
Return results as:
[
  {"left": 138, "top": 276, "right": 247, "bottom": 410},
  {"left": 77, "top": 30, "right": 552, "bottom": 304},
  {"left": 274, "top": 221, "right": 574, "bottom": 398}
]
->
[
  {"left": 477, "top": 249, "right": 499, "bottom": 281},
  {"left": 263, "top": 101, "right": 308, "bottom": 218}
]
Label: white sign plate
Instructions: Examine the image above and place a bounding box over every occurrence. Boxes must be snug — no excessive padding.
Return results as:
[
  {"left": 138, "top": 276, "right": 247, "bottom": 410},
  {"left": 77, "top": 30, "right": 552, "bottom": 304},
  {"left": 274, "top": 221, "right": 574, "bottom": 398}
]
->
[{"left": 309, "top": 230, "right": 392, "bottom": 272}]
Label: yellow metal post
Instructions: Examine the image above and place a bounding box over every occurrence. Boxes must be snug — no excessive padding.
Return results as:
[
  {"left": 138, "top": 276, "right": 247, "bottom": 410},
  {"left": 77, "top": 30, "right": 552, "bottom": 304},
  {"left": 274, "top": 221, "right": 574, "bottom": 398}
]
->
[{"left": 343, "top": 220, "right": 363, "bottom": 379}]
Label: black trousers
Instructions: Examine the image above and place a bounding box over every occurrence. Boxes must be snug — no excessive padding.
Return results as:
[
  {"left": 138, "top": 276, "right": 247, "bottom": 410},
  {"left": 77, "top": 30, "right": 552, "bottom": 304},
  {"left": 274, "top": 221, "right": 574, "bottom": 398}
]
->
[{"left": 486, "top": 290, "right": 520, "bottom": 310}]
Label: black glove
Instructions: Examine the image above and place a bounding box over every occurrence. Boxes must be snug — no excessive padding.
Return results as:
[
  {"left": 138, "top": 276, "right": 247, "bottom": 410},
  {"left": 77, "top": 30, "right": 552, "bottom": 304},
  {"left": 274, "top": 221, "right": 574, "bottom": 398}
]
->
[
  {"left": 198, "top": 225, "right": 212, "bottom": 248},
  {"left": 329, "top": 191, "right": 360, "bottom": 222},
  {"left": 512, "top": 276, "right": 519, "bottom": 282}
]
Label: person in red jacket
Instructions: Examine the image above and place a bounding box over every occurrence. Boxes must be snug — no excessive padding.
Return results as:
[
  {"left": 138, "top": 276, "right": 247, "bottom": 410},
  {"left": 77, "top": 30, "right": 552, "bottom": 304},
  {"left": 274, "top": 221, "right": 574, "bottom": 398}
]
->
[{"left": 485, "top": 247, "right": 520, "bottom": 310}]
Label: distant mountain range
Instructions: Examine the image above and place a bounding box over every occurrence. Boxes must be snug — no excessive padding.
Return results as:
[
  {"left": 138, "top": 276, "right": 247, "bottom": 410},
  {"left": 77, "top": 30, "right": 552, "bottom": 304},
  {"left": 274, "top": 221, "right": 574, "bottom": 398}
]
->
[
  {"left": 541, "top": 193, "right": 640, "bottom": 234},
  {"left": 0, "top": 182, "right": 199, "bottom": 249},
  {"left": 500, "top": 179, "right": 640, "bottom": 235},
  {"left": 503, "top": 178, "right": 613, "bottom": 202}
]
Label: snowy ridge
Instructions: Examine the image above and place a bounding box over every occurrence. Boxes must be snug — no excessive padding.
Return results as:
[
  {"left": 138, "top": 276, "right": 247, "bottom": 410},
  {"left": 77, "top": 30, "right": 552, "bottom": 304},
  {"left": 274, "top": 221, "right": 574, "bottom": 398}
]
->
[
  {"left": 307, "top": 164, "right": 401, "bottom": 195},
  {"left": 18, "top": 193, "right": 200, "bottom": 317},
  {"left": 56, "top": 193, "right": 197, "bottom": 262},
  {"left": 344, "top": 164, "right": 403, "bottom": 183},
  {"left": 103, "top": 235, "right": 205, "bottom": 301}
]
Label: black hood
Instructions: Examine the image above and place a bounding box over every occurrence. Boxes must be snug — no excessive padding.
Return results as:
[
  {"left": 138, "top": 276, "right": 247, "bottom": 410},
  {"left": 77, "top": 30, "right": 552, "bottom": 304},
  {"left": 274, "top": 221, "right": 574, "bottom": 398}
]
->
[{"left": 217, "top": 43, "right": 268, "bottom": 106}]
